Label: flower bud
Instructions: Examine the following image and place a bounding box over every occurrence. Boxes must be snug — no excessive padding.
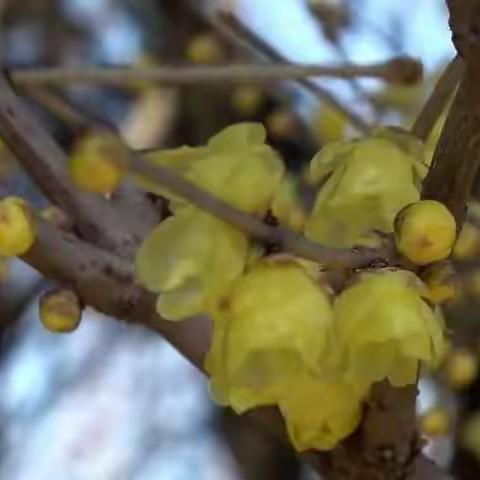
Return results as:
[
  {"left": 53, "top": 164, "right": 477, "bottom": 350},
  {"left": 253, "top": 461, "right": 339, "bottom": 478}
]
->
[
  {"left": 0, "top": 196, "right": 36, "bottom": 257},
  {"left": 39, "top": 288, "right": 82, "bottom": 333},
  {"left": 395, "top": 200, "right": 456, "bottom": 265},
  {"left": 69, "top": 131, "right": 129, "bottom": 195}
]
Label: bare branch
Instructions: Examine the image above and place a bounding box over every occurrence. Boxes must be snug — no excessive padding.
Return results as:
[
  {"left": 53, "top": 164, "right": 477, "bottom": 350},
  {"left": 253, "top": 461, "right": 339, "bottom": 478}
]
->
[
  {"left": 131, "top": 154, "right": 395, "bottom": 270},
  {"left": 9, "top": 58, "right": 422, "bottom": 88},
  {"left": 412, "top": 55, "right": 464, "bottom": 141},
  {"left": 0, "top": 74, "right": 157, "bottom": 255}
]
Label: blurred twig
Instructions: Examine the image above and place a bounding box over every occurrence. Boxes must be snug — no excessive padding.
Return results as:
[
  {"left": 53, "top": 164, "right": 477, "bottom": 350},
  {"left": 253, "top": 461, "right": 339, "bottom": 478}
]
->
[
  {"left": 210, "top": 12, "right": 371, "bottom": 134},
  {"left": 9, "top": 58, "right": 422, "bottom": 87}
]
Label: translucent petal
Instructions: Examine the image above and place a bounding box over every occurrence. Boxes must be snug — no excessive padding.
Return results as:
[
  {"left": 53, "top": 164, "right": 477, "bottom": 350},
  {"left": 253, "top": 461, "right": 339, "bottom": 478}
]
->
[
  {"left": 279, "top": 374, "right": 364, "bottom": 451},
  {"left": 206, "top": 260, "right": 334, "bottom": 413},
  {"left": 305, "top": 137, "right": 421, "bottom": 247},
  {"left": 334, "top": 270, "right": 446, "bottom": 387},
  {"left": 271, "top": 176, "right": 307, "bottom": 231},
  {"left": 155, "top": 281, "right": 205, "bottom": 321},
  {"left": 208, "top": 123, "right": 266, "bottom": 151},
  {"left": 136, "top": 211, "right": 248, "bottom": 319}
]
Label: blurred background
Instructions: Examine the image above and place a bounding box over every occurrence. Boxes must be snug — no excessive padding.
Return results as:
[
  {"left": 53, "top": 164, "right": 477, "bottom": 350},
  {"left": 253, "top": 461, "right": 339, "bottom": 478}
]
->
[{"left": 2, "top": 0, "right": 477, "bottom": 479}]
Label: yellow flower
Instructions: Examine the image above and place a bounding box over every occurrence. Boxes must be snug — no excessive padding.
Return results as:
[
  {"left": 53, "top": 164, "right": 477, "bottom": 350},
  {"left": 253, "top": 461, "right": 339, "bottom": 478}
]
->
[
  {"left": 420, "top": 407, "right": 452, "bottom": 438},
  {"left": 394, "top": 200, "right": 457, "bottom": 265},
  {"left": 279, "top": 374, "right": 364, "bottom": 451},
  {"left": 191, "top": 124, "right": 284, "bottom": 213},
  {"left": 69, "top": 131, "right": 129, "bottom": 195},
  {"left": 205, "top": 260, "right": 334, "bottom": 413},
  {"left": 0, "top": 196, "right": 36, "bottom": 257},
  {"left": 231, "top": 85, "right": 264, "bottom": 117},
  {"left": 186, "top": 34, "right": 225, "bottom": 65},
  {"left": 136, "top": 210, "right": 248, "bottom": 321},
  {"left": 422, "top": 263, "right": 458, "bottom": 305},
  {"left": 334, "top": 270, "right": 446, "bottom": 388},
  {"left": 304, "top": 133, "right": 422, "bottom": 247},
  {"left": 443, "top": 348, "right": 478, "bottom": 390},
  {"left": 136, "top": 123, "right": 285, "bottom": 215},
  {"left": 453, "top": 222, "right": 480, "bottom": 260},
  {"left": 271, "top": 176, "right": 307, "bottom": 231},
  {"left": 312, "top": 104, "right": 348, "bottom": 144}
]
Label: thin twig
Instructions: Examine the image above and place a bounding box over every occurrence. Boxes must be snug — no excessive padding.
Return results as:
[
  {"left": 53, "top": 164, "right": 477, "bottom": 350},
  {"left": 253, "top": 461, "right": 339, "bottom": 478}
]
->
[
  {"left": 24, "top": 86, "right": 89, "bottom": 127},
  {"left": 131, "top": 153, "right": 394, "bottom": 269},
  {"left": 411, "top": 55, "right": 464, "bottom": 141},
  {"left": 9, "top": 58, "right": 422, "bottom": 87}
]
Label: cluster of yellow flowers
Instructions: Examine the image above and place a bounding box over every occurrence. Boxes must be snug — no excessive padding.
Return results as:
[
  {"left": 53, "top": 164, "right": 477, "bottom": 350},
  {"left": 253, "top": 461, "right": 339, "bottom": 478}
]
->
[{"left": 135, "top": 123, "right": 451, "bottom": 452}]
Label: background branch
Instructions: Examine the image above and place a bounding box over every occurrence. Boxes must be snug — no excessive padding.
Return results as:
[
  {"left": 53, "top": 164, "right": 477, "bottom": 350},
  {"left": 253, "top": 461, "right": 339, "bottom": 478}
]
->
[
  {"left": 9, "top": 57, "right": 422, "bottom": 87},
  {"left": 211, "top": 12, "right": 371, "bottom": 134}
]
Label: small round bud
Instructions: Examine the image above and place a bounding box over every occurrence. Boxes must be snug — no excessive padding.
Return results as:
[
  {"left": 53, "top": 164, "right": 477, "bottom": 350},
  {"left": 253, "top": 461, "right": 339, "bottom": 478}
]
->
[
  {"left": 443, "top": 348, "right": 478, "bottom": 390},
  {"left": 453, "top": 222, "right": 480, "bottom": 260},
  {"left": 231, "top": 85, "right": 264, "bottom": 117},
  {"left": 39, "top": 288, "right": 82, "bottom": 333},
  {"left": 0, "top": 196, "right": 36, "bottom": 257},
  {"left": 420, "top": 407, "right": 452, "bottom": 437},
  {"left": 266, "top": 110, "right": 297, "bottom": 139},
  {"left": 186, "top": 34, "right": 225, "bottom": 65},
  {"left": 394, "top": 200, "right": 457, "bottom": 265},
  {"left": 422, "top": 263, "right": 458, "bottom": 305},
  {"left": 69, "top": 131, "right": 129, "bottom": 195}
]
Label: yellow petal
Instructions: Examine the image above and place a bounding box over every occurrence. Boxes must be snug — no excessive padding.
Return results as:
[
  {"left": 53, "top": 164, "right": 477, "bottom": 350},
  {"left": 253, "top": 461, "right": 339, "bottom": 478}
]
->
[
  {"left": 206, "top": 260, "right": 334, "bottom": 413},
  {"left": 279, "top": 374, "right": 364, "bottom": 451},
  {"left": 305, "top": 137, "right": 420, "bottom": 247}
]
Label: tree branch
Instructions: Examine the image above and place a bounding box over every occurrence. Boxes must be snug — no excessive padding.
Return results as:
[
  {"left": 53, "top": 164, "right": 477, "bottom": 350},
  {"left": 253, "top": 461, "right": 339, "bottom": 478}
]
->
[
  {"left": 421, "top": 1, "right": 480, "bottom": 225},
  {"left": 8, "top": 58, "right": 422, "bottom": 87},
  {"left": 411, "top": 55, "right": 464, "bottom": 141},
  {"left": 131, "top": 154, "right": 395, "bottom": 270},
  {"left": 0, "top": 73, "right": 157, "bottom": 256}
]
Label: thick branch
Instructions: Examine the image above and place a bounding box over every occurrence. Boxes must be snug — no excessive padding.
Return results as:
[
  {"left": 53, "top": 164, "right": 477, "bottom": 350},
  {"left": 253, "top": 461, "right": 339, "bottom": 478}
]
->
[
  {"left": 0, "top": 74, "right": 157, "bottom": 255},
  {"left": 421, "top": 2, "right": 480, "bottom": 225},
  {"left": 9, "top": 58, "right": 422, "bottom": 87}
]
